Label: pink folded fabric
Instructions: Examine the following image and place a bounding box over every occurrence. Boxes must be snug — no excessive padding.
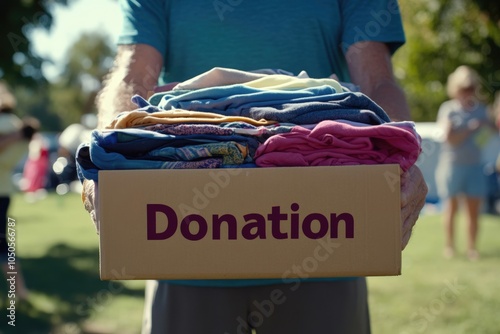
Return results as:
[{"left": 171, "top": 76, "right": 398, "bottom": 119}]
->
[{"left": 254, "top": 120, "right": 421, "bottom": 171}]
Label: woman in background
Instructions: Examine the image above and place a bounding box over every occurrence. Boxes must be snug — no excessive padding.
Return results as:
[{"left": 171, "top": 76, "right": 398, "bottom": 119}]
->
[
  {"left": 436, "top": 65, "right": 495, "bottom": 261},
  {"left": 0, "top": 81, "right": 38, "bottom": 300}
]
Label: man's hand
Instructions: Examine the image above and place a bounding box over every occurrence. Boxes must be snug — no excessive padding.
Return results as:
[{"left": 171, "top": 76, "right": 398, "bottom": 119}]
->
[
  {"left": 346, "top": 41, "right": 427, "bottom": 249},
  {"left": 400, "top": 165, "right": 427, "bottom": 249},
  {"left": 82, "top": 179, "right": 100, "bottom": 233},
  {"left": 96, "top": 44, "right": 163, "bottom": 129}
]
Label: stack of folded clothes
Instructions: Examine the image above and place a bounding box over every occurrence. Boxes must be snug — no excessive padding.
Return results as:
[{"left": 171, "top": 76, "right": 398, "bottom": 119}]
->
[{"left": 76, "top": 67, "right": 422, "bottom": 183}]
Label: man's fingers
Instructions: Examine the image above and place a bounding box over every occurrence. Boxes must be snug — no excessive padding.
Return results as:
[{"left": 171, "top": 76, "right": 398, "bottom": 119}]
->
[
  {"left": 82, "top": 179, "right": 100, "bottom": 233},
  {"left": 400, "top": 165, "right": 427, "bottom": 207},
  {"left": 400, "top": 165, "right": 428, "bottom": 250}
]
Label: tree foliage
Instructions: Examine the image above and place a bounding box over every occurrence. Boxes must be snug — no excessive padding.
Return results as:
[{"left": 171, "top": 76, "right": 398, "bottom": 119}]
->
[
  {"left": 2, "top": 0, "right": 115, "bottom": 131},
  {"left": 60, "top": 31, "right": 115, "bottom": 89},
  {"left": 49, "top": 31, "right": 115, "bottom": 127},
  {"left": 394, "top": 0, "right": 500, "bottom": 121},
  {"left": 15, "top": 31, "right": 115, "bottom": 131},
  {"left": 0, "top": 0, "right": 71, "bottom": 86}
]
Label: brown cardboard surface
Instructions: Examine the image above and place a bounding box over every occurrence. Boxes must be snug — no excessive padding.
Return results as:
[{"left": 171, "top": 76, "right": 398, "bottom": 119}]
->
[{"left": 98, "top": 165, "right": 401, "bottom": 280}]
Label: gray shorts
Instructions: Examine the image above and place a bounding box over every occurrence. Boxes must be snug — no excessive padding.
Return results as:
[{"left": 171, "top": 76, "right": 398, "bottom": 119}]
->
[
  {"left": 436, "top": 163, "right": 487, "bottom": 199},
  {"left": 142, "top": 278, "right": 370, "bottom": 334}
]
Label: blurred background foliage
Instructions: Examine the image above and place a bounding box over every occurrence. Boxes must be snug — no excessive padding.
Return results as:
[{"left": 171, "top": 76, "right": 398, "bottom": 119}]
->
[
  {"left": 1, "top": 0, "right": 114, "bottom": 131},
  {"left": 394, "top": 0, "right": 500, "bottom": 121},
  {"left": 1, "top": 0, "right": 500, "bottom": 131},
  {"left": 0, "top": 0, "right": 70, "bottom": 85}
]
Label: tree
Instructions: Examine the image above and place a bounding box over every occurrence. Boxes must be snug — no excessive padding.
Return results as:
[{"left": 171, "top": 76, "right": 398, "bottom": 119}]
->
[
  {"left": 0, "top": 0, "right": 71, "bottom": 86},
  {"left": 394, "top": 0, "right": 500, "bottom": 121},
  {"left": 14, "top": 31, "right": 115, "bottom": 131},
  {"left": 59, "top": 31, "right": 115, "bottom": 92},
  {"left": 2, "top": 0, "right": 116, "bottom": 131},
  {"left": 49, "top": 31, "right": 115, "bottom": 127}
]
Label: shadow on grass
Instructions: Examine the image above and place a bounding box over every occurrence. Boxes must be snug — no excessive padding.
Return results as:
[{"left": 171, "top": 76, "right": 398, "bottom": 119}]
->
[{"left": 0, "top": 243, "right": 144, "bottom": 334}]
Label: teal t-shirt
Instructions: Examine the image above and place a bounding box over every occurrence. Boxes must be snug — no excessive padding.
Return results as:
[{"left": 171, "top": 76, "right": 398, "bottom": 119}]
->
[
  {"left": 118, "top": 0, "right": 405, "bottom": 84},
  {"left": 117, "top": 0, "right": 405, "bottom": 287}
]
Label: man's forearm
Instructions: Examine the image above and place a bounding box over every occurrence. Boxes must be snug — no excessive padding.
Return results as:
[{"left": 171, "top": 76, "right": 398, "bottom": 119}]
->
[
  {"left": 346, "top": 41, "right": 412, "bottom": 122},
  {"left": 96, "top": 44, "right": 163, "bottom": 129},
  {"left": 367, "top": 79, "right": 412, "bottom": 122},
  {"left": 96, "top": 73, "right": 136, "bottom": 129}
]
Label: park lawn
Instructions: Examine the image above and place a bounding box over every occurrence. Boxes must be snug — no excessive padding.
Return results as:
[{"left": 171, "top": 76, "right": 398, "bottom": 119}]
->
[
  {"left": 1, "top": 193, "right": 145, "bottom": 334},
  {"left": 369, "top": 210, "right": 500, "bottom": 334},
  {"left": 1, "top": 192, "right": 499, "bottom": 333}
]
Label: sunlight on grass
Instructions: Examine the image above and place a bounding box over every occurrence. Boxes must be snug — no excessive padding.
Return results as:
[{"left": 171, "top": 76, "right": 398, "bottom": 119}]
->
[{"left": 29, "top": 292, "right": 58, "bottom": 314}]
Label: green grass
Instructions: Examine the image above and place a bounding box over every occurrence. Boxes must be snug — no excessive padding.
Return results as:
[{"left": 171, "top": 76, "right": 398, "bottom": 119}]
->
[
  {"left": 1, "top": 193, "right": 499, "bottom": 333},
  {"left": 369, "top": 210, "right": 500, "bottom": 334},
  {"left": 1, "top": 193, "right": 145, "bottom": 334}
]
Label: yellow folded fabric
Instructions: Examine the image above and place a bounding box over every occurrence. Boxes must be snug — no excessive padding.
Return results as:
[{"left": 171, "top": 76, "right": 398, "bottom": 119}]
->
[
  {"left": 107, "top": 109, "right": 276, "bottom": 129},
  {"left": 243, "top": 74, "right": 344, "bottom": 92}
]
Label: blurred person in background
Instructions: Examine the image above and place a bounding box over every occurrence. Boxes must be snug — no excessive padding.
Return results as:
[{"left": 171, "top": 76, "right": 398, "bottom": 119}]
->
[
  {"left": 0, "top": 81, "right": 39, "bottom": 300},
  {"left": 21, "top": 133, "right": 50, "bottom": 202},
  {"left": 55, "top": 113, "right": 96, "bottom": 193},
  {"left": 436, "top": 65, "right": 497, "bottom": 261}
]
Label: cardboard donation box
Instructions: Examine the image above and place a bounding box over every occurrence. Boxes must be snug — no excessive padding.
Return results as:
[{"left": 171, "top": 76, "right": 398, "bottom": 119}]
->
[{"left": 98, "top": 164, "right": 401, "bottom": 280}]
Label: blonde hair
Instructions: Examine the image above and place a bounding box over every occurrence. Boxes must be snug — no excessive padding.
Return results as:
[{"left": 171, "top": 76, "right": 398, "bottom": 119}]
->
[{"left": 446, "top": 65, "right": 481, "bottom": 99}]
